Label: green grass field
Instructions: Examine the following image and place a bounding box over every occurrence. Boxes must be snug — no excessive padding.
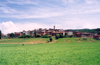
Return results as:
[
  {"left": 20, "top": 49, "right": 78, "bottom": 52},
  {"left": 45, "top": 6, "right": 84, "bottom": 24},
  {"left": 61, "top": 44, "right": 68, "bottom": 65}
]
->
[{"left": 0, "top": 38, "right": 100, "bottom": 65}]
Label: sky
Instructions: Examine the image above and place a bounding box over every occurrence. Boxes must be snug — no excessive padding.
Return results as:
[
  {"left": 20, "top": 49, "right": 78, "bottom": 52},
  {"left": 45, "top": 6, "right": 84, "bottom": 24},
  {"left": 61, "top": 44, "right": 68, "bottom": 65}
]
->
[{"left": 0, "top": 0, "right": 100, "bottom": 34}]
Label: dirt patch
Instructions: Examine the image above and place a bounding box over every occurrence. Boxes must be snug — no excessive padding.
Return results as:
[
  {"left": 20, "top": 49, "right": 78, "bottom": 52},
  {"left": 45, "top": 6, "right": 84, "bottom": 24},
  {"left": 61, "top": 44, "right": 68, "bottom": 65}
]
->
[
  {"left": 67, "top": 40, "right": 70, "bottom": 43},
  {"left": 77, "top": 41, "right": 81, "bottom": 42}
]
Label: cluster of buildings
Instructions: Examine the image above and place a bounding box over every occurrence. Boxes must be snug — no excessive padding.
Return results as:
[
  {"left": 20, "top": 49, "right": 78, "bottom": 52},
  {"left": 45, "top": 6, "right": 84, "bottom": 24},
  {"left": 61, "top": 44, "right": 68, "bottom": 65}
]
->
[{"left": 4, "top": 26, "right": 100, "bottom": 40}]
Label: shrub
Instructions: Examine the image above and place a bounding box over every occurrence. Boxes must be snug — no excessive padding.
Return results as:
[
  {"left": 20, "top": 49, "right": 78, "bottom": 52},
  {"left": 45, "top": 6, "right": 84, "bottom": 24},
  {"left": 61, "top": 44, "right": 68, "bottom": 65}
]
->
[
  {"left": 63, "top": 35, "right": 67, "bottom": 38},
  {"left": 19, "top": 35, "right": 25, "bottom": 38},
  {"left": 42, "top": 35, "right": 49, "bottom": 38},
  {"left": 36, "top": 34, "right": 41, "bottom": 38},
  {"left": 48, "top": 35, "right": 52, "bottom": 38},
  {"left": 59, "top": 34, "right": 63, "bottom": 38},
  {"left": 19, "top": 35, "right": 32, "bottom": 38},
  {"left": 55, "top": 34, "right": 60, "bottom": 39},
  {"left": 10, "top": 33, "right": 14, "bottom": 38},
  {"left": 49, "top": 37, "right": 53, "bottom": 42},
  {"left": 22, "top": 44, "right": 24, "bottom": 46},
  {"left": 25, "top": 35, "right": 32, "bottom": 38},
  {"left": 68, "top": 35, "right": 73, "bottom": 38}
]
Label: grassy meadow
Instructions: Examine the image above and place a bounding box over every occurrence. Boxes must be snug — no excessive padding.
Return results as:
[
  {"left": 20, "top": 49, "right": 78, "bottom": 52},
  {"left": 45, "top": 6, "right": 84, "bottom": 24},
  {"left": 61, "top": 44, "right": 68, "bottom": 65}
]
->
[{"left": 0, "top": 38, "right": 100, "bottom": 65}]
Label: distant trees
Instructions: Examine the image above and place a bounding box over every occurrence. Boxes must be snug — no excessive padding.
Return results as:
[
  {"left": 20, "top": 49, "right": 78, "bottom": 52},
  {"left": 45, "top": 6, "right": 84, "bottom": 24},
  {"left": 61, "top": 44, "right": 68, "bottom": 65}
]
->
[
  {"left": 34, "top": 29, "right": 37, "bottom": 38},
  {"left": 36, "top": 34, "right": 41, "bottom": 38},
  {"left": 19, "top": 35, "right": 32, "bottom": 38},
  {"left": 55, "top": 34, "right": 60, "bottom": 39},
  {"left": 10, "top": 33, "right": 14, "bottom": 38},
  {"left": 59, "top": 34, "right": 63, "bottom": 38},
  {"left": 72, "top": 28, "right": 100, "bottom": 34},
  {"left": 0, "top": 30, "right": 1, "bottom": 39}
]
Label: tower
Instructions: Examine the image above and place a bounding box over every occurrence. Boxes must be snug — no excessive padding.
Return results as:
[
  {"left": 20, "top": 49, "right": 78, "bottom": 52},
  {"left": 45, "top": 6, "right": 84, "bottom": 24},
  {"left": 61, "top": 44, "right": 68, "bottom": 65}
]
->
[{"left": 54, "top": 26, "right": 55, "bottom": 30}]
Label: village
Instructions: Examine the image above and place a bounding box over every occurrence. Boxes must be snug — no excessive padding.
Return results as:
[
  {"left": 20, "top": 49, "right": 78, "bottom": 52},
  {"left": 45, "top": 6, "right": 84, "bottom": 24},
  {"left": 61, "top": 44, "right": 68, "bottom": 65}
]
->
[{"left": 1, "top": 26, "right": 99, "bottom": 40}]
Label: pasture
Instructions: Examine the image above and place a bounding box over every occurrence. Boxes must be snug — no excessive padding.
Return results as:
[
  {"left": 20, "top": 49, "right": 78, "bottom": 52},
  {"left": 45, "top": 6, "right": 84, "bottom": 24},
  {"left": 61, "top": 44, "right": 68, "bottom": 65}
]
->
[{"left": 0, "top": 38, "right": 100, "bottom": 65}]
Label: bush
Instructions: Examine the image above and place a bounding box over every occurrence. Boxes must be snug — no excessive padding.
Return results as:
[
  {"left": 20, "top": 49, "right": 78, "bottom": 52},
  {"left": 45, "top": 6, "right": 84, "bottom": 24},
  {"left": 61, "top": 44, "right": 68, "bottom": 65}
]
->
[
  {"left": 48, "top": 35, "right": 52, "bottom": 38},
  {"left": 49, "top": 37, "right": 53, "bottom": 42},
  {"left": 59, "top": 34, "right": 63, "bottom": 38},
  {"left": 36, "top": 34, "right": 41, "bottom": 38},
  {"left": 19, "top": 35, "right": 32, "bottom": 38},
  {"left": 55, "top": 34, "right": 60, "bottom": 39},
  {"left": 25, "top": 35, "right": 32, "bottom": 38},
  {"left": 68, "top": 35, "right": 73, "bottom": 38},
  {"left": 42, "top": 35, "right": 49, "bottom": 38},
  {"left": 22, "top": 44, "right": 24, "bottom": 46},
  {"left": 63, "top": 35, "right": 67, "bottom": 38}
]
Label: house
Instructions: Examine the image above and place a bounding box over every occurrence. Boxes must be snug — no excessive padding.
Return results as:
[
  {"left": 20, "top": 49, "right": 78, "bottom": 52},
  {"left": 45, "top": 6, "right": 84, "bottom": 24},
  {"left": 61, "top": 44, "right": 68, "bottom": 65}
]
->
[
  {"left": 93, "top": 35, "right": 100, "bottom": 40},
  {"left": 37, "top": 32, "right": 44, "bottom": 36},
  {"left": 65, "top": 30, "right": 74, "bottom": 36},
  {"left": 51, "top": 32, "right": 65, "bottom": 36},
  {"left": 7, "top": 33, "right": 11, "bottom": 37},
  {"left": 44, "top": 31, "right": 52, "bottom": 35},
  {"left": 30, "top": 30, "right": 34, "bottom": 36},
  {"left": 74, "top": 32, "right": 82, "bottom": 37},
  {"left": 81, "top": 32, "right": 93, "bottom": 38},
  {"left": 2, "top": 33, "right": 4, "bottom": 37},
  {"left": 26, "top": 30, "right": 30, "bottom": 35},
  {"left": 14, "top": 32, "right": 20, "bottom": 37}
]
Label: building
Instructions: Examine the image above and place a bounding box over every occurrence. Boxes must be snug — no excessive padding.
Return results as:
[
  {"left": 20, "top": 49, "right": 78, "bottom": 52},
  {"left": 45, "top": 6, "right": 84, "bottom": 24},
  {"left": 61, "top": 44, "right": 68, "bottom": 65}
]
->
[
  {"left": 93, "top": 35, "right": 100, "bottom": 40},
  {"left": 74, "top": 32, "right": 82, "bottom": 37},
  {"left": 14, "top": 32, "right": 20, "bottom": 37},
  {"left": 52, "top": 32, "right": 65, "bottom": 36},
  {"left": 81, "top": 32, "right": 93, "bottom": 38},
  {"left": 65, "top": 30, "right": 74, "bottom": 36}
]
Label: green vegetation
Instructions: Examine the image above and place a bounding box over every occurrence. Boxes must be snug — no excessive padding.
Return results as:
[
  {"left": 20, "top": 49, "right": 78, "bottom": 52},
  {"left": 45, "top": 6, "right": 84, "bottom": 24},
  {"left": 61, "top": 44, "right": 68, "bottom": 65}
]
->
[
  {"left": 55, "top": 34, "right": 60, "bottom": 39},
  {"left": 42, "top": 35, "right": 51, "bottom": 38},
  {"left": 10, "top": 33, "right": 14, "bottom": 38},
  {"left": 0, "top": 38, "right": 100, "bottom": 65},
  {"left": 68, "top": 28, "right": 100, "bottom": 34},
  {"left": 34, "top": 29, "right": 37, "bottom": 38},
  {"left": 0, "top": 30, "right": 1, "bottom": 39},
  {"left": 19, "top": 35, "right": 32, "bottom": 38},
  {"left": 36, "top": 34, "right": 41, "bottom": 38},
  {"left": 49, "top": 37, "right": 53, "bottom": 42}
]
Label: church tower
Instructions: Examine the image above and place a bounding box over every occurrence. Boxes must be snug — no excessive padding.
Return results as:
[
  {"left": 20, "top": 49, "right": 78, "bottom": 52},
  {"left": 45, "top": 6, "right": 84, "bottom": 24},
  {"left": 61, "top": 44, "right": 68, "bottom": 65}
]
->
[{"left": 54, "top": 26, "right": 55, "bottom": 30}]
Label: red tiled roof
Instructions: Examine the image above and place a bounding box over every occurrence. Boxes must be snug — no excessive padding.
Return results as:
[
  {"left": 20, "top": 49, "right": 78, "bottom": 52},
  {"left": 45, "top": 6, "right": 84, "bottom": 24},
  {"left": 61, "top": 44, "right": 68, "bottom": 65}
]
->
[{"left": 94, "top": 35, "right": 100, "bottom": 36}]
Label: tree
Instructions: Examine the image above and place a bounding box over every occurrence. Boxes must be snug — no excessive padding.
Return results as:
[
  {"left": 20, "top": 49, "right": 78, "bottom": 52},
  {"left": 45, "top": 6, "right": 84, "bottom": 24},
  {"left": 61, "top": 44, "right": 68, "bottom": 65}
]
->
[
  {"left": 34, "top": 30, "right": 37, "bottom": 38},
  {"left": 0, "top": 30, "right": 1, "bottom": 39},
  {"left": 10, "top": 33, "right": 14, "bottom": 38},
  {"left": 59, "top": 34, "right": 63, "bottom": 38},
  {"left": 49, "top": 37, "right": 52, "bottom": 42},
  {"left": 36, "top": 34, "right": 41, "bottom": 38},
  {"left": 42, "top": 35, "right": 48, "bottom": 38},
  {"left": 55, "top": 34, "right": 60, "bottom": 39}
]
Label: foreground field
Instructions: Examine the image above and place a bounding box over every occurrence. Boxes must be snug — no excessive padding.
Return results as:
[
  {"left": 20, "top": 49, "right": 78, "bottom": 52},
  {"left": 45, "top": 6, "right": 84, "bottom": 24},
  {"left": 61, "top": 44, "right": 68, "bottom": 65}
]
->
[{"left": 0, "top": 40, "right": 100, "bottom": 65}]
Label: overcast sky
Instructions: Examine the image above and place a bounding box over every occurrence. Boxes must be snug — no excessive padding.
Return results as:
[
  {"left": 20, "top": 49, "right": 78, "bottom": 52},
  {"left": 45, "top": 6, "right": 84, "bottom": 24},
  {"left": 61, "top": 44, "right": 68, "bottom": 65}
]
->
[{"left": 0, "top": 0, "right": 100, "bottom": 34}]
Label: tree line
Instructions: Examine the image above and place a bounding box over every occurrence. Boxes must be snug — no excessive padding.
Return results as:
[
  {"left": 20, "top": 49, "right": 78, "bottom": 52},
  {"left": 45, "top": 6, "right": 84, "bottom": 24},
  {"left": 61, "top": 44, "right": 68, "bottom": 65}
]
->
[{"left": 67, "top": 28, "right": 100, "bottom": 34}]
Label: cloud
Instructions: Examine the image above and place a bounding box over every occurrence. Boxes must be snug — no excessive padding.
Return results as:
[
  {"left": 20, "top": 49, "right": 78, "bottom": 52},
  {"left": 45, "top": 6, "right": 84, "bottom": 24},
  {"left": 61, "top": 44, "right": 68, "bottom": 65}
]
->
[
  {"left": 7, "top": 0, "right": 38, "bottom": 5},
  {"left": 62, "top": 0, "right": 76, "bottom": 4},
  {"left": 82, "top": 23, "right": 96, "bottom": 29},
  {"left": 0, "top": 21, "right": 19, "bottom": 34},
  {"left": 0, "top": 0, "right": 100, "bottom": 19},
  {"left": 0, "top": 20, "right": 100, "bottom": 34},
  {"left": 85, "top": 0, "right": 99, "bottom": 4},
  {"left": 0, "top": 6, "right": 17, "bottom": 14},
  {"left": 0, "top": 21, "right": 51, "bottom": 34}
]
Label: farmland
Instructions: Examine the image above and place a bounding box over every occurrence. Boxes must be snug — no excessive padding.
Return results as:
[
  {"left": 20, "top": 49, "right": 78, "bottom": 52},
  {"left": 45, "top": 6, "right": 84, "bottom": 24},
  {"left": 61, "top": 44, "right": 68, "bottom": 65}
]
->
[{"left": 0, "top": 38, "right": 100, "bottom": 65}]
